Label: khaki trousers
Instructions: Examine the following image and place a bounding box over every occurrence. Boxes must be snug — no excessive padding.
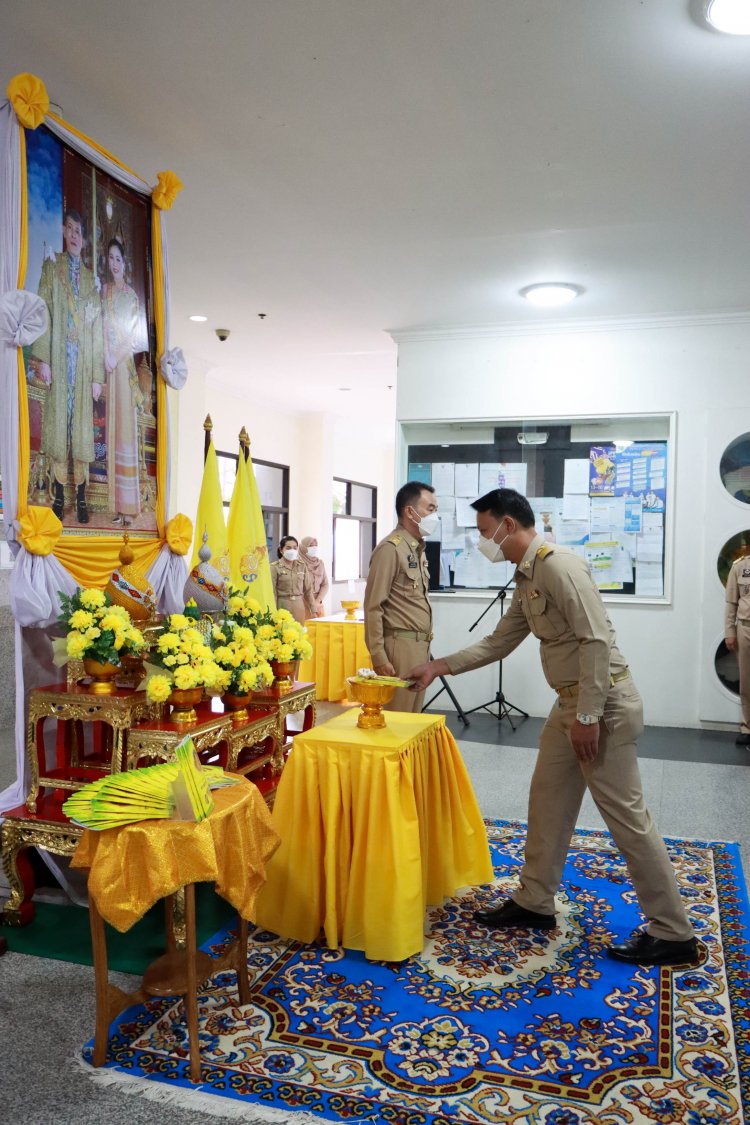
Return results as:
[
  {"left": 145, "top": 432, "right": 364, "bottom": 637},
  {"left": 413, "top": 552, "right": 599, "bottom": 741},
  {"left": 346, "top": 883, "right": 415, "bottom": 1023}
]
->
[
  {"left": 382, "top": 634, "right": 429, "bottom": 713},
  {"left": 514, "top": 678, "right": 693, "bottom": 942},
  {"left": 737, "top": 620, "right": 750, "bottom": 734}
]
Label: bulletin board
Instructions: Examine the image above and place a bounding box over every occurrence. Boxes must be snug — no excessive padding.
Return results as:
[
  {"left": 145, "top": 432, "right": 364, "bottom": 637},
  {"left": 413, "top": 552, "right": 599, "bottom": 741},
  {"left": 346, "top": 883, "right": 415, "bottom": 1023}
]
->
[{"left": 403, "top": 415, "right": 673, "bottom": 601}]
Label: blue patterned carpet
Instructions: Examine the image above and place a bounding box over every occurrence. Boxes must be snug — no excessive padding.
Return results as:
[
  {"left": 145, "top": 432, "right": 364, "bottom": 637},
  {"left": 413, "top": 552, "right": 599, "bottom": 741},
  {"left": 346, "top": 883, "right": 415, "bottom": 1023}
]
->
[{"left": 83, "top": 820, "right": 750, "bottom": 1124}]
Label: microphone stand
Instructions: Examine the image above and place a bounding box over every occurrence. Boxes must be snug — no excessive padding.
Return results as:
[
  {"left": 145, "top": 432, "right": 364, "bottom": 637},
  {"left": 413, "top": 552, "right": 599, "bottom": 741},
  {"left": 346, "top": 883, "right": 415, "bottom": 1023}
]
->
[
  {"left": 422, "top": 669, "right": 470, "bottom": 726},
  {"left": 463, "top": 576, "right": 529, "bottom": 730}
]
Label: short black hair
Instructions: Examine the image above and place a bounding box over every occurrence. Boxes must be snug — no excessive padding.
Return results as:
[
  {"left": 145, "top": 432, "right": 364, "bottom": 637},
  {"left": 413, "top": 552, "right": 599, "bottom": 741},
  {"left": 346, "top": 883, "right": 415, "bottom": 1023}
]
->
[
  {"left": 395, "top": 480, "right": 435, "bottom": 518},
  {"left": 63, "top": 208, "right": 83, "bottom": 228},
  {"left": 471, "top": 488, "right": 535, "bottom": 528},
  {"left": 278, "top": 534, "right": 298, "bottom": 558}
]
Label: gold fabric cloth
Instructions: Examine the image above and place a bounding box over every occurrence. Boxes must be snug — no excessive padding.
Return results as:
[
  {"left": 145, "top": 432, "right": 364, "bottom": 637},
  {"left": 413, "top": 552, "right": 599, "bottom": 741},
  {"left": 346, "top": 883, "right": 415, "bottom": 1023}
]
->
[
  {"left": 72, "top": 780, "right": 280, "bottom": 932},
  {"left": 297, "top": 616, "right": 372, "bottom": 701},
  {"left": 254, "top": 710, "right": 493, "bottom": 961}
]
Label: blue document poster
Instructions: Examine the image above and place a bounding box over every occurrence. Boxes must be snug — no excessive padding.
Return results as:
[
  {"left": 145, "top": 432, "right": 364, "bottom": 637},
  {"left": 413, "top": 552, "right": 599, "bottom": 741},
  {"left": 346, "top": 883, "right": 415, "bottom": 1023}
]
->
[{"left": 613, "top": 442, "right": 667, "bottom": 510}]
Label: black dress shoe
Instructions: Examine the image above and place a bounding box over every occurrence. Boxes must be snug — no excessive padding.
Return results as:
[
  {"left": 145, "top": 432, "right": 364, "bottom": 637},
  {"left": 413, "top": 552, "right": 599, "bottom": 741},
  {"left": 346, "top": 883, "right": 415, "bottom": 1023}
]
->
[
  {"left": 76, "top": 483, "right": 89, "bottom": 524},
  {"left": 607, "top": 930, "right": 699, "bottom": 966},
  {"left": 735, "top": 732, "right": 750, "bottom": 746},
  {"left": 473, "top": 898, "right": 556, "bottom": 930},
  {"left": 51, "top": 481, "right": 64, "bottom": 520}
]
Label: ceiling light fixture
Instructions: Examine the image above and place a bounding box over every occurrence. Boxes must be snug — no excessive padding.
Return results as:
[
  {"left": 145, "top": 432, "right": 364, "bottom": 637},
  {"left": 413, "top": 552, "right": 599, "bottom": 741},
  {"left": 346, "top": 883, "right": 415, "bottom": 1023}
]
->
[
  {"left": 703, "top": 0, "right": 750, "bottom": 34},
  {"left": 339, "top": 387, "right": 351, "bottom": 392},
  {"left": 517, "top": 432, "right": 549, "bottom": 446},
  {"left": 519, "top": 283, "right": 583, "bottom": 307},
  {"left": 189, "top": 314, "right": 207, "bottom": 322}
]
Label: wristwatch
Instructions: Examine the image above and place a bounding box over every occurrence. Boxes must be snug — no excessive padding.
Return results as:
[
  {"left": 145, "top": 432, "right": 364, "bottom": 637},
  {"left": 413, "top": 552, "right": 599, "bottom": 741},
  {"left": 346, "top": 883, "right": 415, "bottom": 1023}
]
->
[{"left": 576, "top": 713, "right": 599, "bottom": 725}]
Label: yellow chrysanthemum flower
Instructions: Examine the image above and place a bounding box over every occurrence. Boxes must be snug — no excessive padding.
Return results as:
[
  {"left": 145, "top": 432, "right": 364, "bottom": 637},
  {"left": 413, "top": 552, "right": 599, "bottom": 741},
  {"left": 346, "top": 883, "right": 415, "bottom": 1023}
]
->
[
  {"left": 173, "top": 664, "right": 199, "bottom": 690},
  {"left": 69, "top": 609, "right": 94, "bottom": 630},
  {"left": 100, "top": 613, "right": 125, "bottom": 633},
  {"left": 163, "top": 654, "right": 177, "bottom": 667},
  {"left": 146, "top": 675, "right": 172, "bottom": 704},
  {"left": 157, "top": 632, "right": 180, "bottom": 652},
  {"left": 212, "top": 627, "right": 227, "bottom": 643},
  {"left": 80, "top": 588, "right": 106, "bottom": 610},
  {"left": 168, "top": 613, "right": 190, "bottom": 632},
  {"left": 85, "top": 626, "right": 101, "bottom": 640},
  {"left": 66, "top": 631, "right": 89, "bottom": 659}
]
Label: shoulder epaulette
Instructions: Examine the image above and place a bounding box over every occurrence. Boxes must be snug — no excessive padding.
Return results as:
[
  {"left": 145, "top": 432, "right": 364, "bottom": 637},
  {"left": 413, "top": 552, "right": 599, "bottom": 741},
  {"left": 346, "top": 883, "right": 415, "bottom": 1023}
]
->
[
  {"left": 387, "top": 534, "right": 402, "bottom": 546},
  {"left": 536, "top": 544, "right": 554, "bottom": 560}
]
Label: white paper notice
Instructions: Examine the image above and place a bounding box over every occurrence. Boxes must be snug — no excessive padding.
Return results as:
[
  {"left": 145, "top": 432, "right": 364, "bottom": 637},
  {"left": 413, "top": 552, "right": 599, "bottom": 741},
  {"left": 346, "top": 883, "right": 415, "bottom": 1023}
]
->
[
  {"left": 497, "top": 463, "right": 528, "bottom": 494},
  {"left": 441, "top": 519, "right": 469, "bottom": 550},
  {"left": 454, "top": 463, "right": 479, "bottom": 497},
  {"left": 455, "top": 497, "right": 479, "bottom": 527},
  {"left": 435, "top": 496, "right": 455, "bottom": 519},
  {"left": 635, "top": 561, "right": 664, "bottom": 597},
  {"left": 563, "top": 493, "right": 591, "bottom": 520},
  {"left": 479, "top": 463, "right": 502, "bottom": 492},
  {"left": 636, "top": 533, "right": 664, "bottom": 565},
  {"left": 564, "top": 459, "right": 591, "bottom": 494},
  {"left": 431, "top": 462, "right": 455, "bottom": 494}
]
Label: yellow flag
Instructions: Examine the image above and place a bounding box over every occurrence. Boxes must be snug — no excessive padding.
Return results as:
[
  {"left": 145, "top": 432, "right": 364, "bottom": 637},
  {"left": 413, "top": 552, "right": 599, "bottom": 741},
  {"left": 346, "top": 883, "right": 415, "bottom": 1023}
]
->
[
  {"left": 190, "top": 440, "right": 230, "bottom": 577},
  {"left": 227, "top": 449, "right": 276, "bottom": 610}
]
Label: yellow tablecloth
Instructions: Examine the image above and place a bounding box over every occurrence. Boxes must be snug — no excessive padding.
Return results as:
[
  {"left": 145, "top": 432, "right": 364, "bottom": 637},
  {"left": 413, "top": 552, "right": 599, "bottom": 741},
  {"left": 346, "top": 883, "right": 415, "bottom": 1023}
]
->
[
  {"left": 72, "top": 780, "right": 280, "bottom": 932},
  {"left": 298, "top": 614, "right": 373, "bottom": 701},
  {"left": 254, "top": 709, "right": 493, "bottom": 961}
]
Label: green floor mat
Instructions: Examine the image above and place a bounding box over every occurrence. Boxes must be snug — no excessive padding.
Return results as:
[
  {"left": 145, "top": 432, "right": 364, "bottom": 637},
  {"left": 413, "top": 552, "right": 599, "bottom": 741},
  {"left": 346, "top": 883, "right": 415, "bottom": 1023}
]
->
[{"left": 3, "top": 883, "right": 236, "bottom": 974}]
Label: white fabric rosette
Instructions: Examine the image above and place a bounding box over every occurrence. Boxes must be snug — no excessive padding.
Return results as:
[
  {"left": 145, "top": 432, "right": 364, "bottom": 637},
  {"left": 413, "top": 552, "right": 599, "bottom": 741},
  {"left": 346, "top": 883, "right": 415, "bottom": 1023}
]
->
[
  {"left": 0, "top": 289, "right": 48, "bottom": 347},
  {"left": 159, "top": 345, "right": 188, "bottom": 390}
]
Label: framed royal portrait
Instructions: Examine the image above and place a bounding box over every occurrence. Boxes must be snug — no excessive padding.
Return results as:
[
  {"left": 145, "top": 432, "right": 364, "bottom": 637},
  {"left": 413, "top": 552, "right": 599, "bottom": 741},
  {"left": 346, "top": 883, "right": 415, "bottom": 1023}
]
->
[{"left": 23, "top": 123, "right": 159, "bottom": 535}]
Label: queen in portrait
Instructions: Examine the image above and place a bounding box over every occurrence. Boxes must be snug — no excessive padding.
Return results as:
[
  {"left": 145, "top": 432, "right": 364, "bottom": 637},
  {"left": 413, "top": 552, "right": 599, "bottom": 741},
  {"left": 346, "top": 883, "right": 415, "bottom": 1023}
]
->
[{"left": 102, "top": 237, "right": 141, "bottom": 526}]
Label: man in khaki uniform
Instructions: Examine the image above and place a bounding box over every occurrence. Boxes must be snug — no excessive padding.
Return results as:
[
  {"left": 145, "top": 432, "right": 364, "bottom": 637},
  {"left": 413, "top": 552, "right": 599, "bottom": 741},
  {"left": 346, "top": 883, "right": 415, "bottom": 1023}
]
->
[
  {"left": 725, "top": 551, "right": 750, "bottom": 747},
  {"left": 364, "top": 481, "right": 437, "bottom": 712},
  {"left": 408, "top": 488, "right": 697, "bottom": 967}
]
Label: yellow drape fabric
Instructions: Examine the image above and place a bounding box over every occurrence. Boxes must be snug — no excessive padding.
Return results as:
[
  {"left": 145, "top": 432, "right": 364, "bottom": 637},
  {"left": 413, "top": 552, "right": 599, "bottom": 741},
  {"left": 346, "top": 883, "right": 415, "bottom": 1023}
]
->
[
  {"left": 152, "top": 170, "right": 183, "bottom": 211},
  {"left": 17, "top": 123, "right": 30, "bottom": 517},
  {"left": 298, "top": 617, "right": 373, "bottom": 700},
  {"left": 52, "top": 535, "right": 163, "bottom": 589},
  {"left": 72, "top": 780, "right": 280, "bottom": 933},
  {"left": 166, "top": 513, "right": 193, "bottom": 556},
  {"left": 150, "top": 204, "right": 167, "bottom": 536},
  {"left": 18, "top": 505, "right": 62, "bottom": 555},
  {"left": 254, "top": 710, "right": 493, "bottom": 961},
  {"left": 6, "top": 73, "right": 49, "bottom": 130}
]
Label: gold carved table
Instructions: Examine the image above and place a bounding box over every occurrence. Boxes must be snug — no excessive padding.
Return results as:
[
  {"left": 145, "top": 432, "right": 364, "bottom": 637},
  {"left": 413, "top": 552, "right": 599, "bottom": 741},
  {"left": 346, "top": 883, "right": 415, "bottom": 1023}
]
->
[
  {"left": 247, "top": 680, "right": 317, "bottom": 750},
  {"left": 25, "top": 683, "right": 155, "bottom": 813},
  {"left": 0, "top": 793, "right": 83, "bottom": 925}
]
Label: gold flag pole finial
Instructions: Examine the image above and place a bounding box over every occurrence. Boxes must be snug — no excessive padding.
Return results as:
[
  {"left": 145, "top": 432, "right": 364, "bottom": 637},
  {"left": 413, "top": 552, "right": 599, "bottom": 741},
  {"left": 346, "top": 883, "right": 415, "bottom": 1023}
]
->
[
  {"left": 203, "top": 414, "right": 213, "bottom": 462},
  {"left": 239, "top": 426, "right": 250, "bottom": 460}
]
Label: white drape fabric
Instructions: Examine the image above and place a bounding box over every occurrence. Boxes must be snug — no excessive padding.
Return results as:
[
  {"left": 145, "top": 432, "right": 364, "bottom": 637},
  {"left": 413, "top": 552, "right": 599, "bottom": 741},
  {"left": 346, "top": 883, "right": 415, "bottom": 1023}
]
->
[
  {"left": 0, "top": 101, "right": 22, "bottom": 554},
  {"left": 147, "top": 542, "right": 189, "bottom": 616},
  {"left": 0, "top": 289, "right": 47, "bottom": 347},
  {"left": 159, "top": 345, "right": 188, "bottom": 390},
  {"left": 9, "top": 550, "right": 77, "bottom": 627}
]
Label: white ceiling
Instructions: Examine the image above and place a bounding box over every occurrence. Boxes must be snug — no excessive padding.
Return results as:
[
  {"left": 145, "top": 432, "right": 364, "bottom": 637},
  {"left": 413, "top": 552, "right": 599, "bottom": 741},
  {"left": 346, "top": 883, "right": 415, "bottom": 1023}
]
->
[{"left": 5, "top": 1, "right": 750, "bottom": 424}]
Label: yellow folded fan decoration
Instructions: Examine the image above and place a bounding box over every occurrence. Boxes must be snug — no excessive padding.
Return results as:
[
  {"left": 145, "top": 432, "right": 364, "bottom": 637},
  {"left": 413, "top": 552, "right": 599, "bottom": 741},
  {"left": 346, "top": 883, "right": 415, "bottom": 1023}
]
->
[{"left": 62, "top": 744, "right": 236, "bottom": 831}]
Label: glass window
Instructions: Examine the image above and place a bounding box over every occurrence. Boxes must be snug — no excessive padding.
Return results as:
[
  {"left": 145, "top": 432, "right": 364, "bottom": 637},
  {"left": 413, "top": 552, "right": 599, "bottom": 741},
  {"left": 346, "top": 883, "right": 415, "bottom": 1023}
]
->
[
  {"left": 216, "top": 451, "right": 289, "bottom": 554},
  {"left": 333, "top": 478, "right": 377, "bottom": 580}
]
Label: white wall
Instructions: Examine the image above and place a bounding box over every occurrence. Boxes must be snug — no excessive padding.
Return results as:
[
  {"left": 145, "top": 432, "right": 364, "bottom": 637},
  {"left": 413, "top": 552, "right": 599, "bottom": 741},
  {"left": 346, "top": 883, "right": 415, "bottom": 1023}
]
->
[
  {"left": 394, "top": 316, "right": 750, "bottom": 728},
  {"left": 171, "top": 363, "right": 394, "bottom": 615}
]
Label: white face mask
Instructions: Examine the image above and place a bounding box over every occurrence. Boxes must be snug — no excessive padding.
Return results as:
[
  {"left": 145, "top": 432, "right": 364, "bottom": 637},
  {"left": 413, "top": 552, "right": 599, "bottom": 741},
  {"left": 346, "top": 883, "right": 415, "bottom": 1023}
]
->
[
  {"left": 283, "top": 548, "right": 299, "bottom": 562},
  {"left": 306, "top": 546, "right": 319, "bottom": 558},
  {"left": 476, "top": 522, "right": 509, "bottom": 563},
  {"left": 411, "top": 507, "right": 440, "bottom": 537}
]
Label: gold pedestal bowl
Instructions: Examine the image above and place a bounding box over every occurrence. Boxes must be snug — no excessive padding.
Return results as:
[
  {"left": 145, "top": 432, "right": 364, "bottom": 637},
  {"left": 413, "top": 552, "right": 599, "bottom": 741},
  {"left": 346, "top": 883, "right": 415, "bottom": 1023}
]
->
[
  {"left": 346, "top": 676, "right": 398, "bottom": 729},
  {"left": 340, "top": 600, "right": 361, "bottom": 621}
]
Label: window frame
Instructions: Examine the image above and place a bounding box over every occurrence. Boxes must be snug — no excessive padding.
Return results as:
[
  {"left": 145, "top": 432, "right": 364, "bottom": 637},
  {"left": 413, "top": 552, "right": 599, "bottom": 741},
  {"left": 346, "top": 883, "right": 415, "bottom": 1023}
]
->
[{"left": 332, "top": 476, "right": 377, "bottom": 581}]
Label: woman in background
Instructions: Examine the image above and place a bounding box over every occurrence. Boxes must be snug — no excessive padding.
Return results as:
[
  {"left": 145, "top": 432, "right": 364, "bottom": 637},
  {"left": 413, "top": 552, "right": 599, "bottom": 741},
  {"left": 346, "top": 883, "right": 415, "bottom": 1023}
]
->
[
  {"left": 300, "top": 536, "right": 329, "bottom": 617},
  {"left": 102, "top": 237, "right": 141, "bottom": 526},
  {"left": 271, "top": 535, "right": 316, "bottom": 624}
]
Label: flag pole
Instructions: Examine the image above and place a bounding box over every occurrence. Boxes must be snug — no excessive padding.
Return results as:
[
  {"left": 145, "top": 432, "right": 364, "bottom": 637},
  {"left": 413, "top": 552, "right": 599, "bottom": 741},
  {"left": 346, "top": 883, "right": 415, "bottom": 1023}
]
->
[{"left": 203, "top": 414, "right": 213, "bottom": 463}]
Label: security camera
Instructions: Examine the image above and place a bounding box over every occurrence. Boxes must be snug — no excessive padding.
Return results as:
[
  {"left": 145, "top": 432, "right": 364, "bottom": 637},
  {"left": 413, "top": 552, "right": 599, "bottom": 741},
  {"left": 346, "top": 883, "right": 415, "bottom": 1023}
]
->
[{"left": 215, "top": 328, "right": 230, "bottom": 342}]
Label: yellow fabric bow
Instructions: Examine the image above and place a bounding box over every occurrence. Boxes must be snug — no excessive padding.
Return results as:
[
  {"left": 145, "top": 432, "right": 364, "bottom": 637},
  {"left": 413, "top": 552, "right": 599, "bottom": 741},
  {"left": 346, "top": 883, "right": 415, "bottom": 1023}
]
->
[
  {"left": 19, "top": 505, "right": 62, "bottom": 556},
  {"left": 6, "top": 73, "right": 49, "bottom": 130},
  {"left": 166, "top": 513, "right": 193, "bottom": 556},
  {"left": 152, "top": 170, "right": 183, "bottom": 211}
]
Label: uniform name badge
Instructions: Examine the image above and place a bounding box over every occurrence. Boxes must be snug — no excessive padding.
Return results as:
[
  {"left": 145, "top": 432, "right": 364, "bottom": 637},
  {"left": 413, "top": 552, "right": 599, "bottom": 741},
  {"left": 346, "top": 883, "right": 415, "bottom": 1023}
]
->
[{"left": 407, "top": 554, "right": 418, "bottom": 568}]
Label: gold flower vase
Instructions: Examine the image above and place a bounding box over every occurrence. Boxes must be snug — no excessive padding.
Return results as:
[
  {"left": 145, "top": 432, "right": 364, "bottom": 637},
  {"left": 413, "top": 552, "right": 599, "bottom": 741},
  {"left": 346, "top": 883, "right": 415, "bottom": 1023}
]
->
[
  {"left": 340, "top": 600, "right": 360, "bottom": 621},
  {"left": 346, "top": 677, "right": 397, "bottom": 729},
  {"left": 83, "top": 657, "right": 120, "bottom": 695},
  {"left": 269, "top": 659, "right": 299, "bottom": 695},
  {"left": 168, "top": 686, "right": 203, "bottom": 725},
  {"left": 221, "top": 691, "right": 251, "bottom": 723}
]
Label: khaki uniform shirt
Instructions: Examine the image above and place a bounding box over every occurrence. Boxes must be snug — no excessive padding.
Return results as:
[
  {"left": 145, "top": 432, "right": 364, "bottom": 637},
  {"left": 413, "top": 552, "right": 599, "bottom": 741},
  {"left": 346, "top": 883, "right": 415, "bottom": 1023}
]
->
[
  {"left": 271, "top": 558, "right": 315, "bottom": 619},
  {"left": 444, "top": 534, "right": 628, "bottom": 717},
  {"left": 725, "top": 554, "right": 750, "bottom": 637},
  {"left": 364, "top": 524, "right": 432, "bottom": 666}
]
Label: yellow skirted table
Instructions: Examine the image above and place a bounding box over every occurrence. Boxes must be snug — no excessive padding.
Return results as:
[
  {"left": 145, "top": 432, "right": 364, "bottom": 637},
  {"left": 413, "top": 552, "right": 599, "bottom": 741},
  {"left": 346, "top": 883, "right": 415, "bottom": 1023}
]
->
[
  {"left": 254, "top": 710, "right": 493, "bottom": 961},
  {"left": 72, "top": 779, "right": 280, "bottom": 932},
  {"left": 72, "top": 780, "right": 281, "bottom": 1082},
  {"left": 298, "top": 614, "right": 373, "bottom": 701}
]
